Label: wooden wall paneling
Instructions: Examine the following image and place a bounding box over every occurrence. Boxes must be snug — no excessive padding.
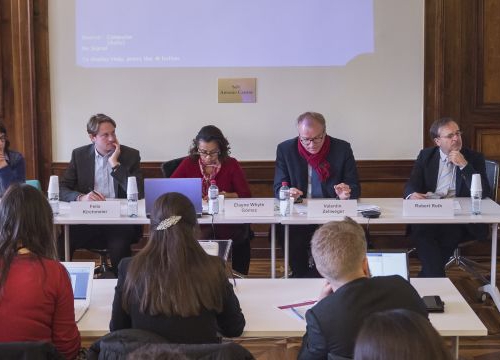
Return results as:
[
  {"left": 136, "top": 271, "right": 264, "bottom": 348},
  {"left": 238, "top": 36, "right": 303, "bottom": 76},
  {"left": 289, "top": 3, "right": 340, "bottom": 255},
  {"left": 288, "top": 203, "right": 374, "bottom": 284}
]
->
[
  {"left": 478, "top": 0, "right": 500, "bottom": 107},
  {"left": 7, "top": 0, "right": 37, "bottom": 179},
  {"left": 33, "top": 0, "right": 52, "bottom": 188}
]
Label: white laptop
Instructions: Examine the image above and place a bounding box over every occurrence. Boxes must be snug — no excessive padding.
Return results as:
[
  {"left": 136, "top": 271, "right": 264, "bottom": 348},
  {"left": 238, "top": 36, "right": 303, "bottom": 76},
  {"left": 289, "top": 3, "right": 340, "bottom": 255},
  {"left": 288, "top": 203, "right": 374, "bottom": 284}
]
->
[
  {"left": 367, "top": 250, "right": 410, "bottom": 280},
  {"left": 62, "top": 262, "right": 94, "bottom": 322}
]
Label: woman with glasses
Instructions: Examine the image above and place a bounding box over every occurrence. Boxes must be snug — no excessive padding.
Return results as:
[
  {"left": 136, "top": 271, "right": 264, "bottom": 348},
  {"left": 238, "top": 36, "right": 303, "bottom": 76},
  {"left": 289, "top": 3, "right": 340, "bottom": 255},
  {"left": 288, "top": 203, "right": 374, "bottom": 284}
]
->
[
  {"left": 0, "top": 122, "right": 26, "bottom": 195},
  {"left": 171, "top": 125, "right": 252, "bottom": 274}
]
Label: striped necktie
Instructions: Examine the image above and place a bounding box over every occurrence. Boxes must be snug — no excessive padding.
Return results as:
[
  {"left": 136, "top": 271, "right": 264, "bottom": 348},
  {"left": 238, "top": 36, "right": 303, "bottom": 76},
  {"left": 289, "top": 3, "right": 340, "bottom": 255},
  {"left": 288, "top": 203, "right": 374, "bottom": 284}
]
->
[{"left": 435, "top": 159, "right": 454, "bottom": 197}]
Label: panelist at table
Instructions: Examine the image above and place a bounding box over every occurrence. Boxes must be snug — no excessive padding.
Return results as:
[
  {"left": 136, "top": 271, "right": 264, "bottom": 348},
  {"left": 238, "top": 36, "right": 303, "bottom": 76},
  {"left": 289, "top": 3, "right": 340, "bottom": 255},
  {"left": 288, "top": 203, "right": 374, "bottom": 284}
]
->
[
  {"left": 59, "top": 113, "right": 143, "bottom": 275},
  {"left": 404, "top": 117, "right": 490, "bottom": 277},
  {"left": 274, "top": 111, "right": 360, "bottom": 277},
  {"left": 171, "top": 125, "right": 252, "bottom": 275}
]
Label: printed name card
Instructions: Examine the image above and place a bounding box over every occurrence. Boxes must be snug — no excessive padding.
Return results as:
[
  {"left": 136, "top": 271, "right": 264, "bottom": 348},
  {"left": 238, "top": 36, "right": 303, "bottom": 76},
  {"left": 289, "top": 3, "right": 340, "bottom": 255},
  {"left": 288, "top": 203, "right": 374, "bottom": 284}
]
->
[
  {"left": 403, "top": 199, "right": 454, "bottom": 217},
  {"left": 69, "top": 201, "right": 121, "bottom": 218},
  {"left": 224, "top": 198, "right": 274, "bottom": 217},
  {"left": 307, "top": 199, "right": 357, "bottom": 217}
]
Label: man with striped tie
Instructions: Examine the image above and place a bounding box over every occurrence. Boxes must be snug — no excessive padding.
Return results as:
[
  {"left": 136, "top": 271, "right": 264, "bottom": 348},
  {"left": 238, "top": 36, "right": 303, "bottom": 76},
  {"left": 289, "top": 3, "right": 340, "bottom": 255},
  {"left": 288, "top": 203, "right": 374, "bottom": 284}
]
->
[{"left": 404, "top": 118, "right": 490, "bottom": 277}]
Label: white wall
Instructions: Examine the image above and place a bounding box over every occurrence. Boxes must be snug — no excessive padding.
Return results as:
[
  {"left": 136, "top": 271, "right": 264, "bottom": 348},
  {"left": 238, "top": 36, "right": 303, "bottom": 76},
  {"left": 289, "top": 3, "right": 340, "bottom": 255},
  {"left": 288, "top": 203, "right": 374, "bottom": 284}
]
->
[{"left": 49, "top": 0, "right": 424, "bottom": 162}]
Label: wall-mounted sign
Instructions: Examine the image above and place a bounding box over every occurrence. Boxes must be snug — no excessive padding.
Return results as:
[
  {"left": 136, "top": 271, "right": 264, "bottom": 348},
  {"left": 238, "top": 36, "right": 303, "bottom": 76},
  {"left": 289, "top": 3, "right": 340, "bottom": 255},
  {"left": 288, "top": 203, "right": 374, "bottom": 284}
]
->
[{"left": 218, "top": 78, "right": 256, "bottom": 103}]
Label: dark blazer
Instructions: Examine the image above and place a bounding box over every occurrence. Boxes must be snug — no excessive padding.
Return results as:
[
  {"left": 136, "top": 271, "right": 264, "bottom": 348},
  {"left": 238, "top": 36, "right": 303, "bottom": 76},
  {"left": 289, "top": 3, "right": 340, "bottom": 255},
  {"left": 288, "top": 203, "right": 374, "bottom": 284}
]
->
[
  {"left": 273, "top": 136, "right": 360, "bottom": 199},
  {"left": 110, "top": 257, "right": 245, "bottom": 344},
  {"left": 404, "top": 146, "right": 490, "bottom": 199},
  {"left": 298, "top": 276, "right": 428, "bottom": 360},
  {"left": 60, "top": 144, "right": 143, "bottom": 201}
]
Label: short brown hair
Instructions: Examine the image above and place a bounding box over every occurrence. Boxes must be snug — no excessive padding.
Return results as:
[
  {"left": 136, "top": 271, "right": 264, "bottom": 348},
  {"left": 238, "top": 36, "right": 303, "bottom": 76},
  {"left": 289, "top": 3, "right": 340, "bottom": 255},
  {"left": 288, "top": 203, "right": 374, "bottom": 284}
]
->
[
  {"left": 87, "top": 113, "right": 116, "bottom": 136},
  {"left": 311, "top": 217, "right": 366, "bottom": 281},
  {"left": 429, "top": 117, "right": 456, "bottom": 140},
  {"left": 297, "top": 112, "right": 326, "bottom": 132}
]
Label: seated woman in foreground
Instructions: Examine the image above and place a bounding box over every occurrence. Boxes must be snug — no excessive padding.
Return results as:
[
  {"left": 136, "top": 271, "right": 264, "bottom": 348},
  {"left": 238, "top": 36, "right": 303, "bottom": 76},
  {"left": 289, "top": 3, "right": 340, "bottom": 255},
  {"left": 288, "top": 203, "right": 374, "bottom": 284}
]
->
[
  {"left": 110, "top": 192, "right": 245, "bottom": 343},
  {"left": 0, "top": 184, "right": 80, "bottom": 360}
]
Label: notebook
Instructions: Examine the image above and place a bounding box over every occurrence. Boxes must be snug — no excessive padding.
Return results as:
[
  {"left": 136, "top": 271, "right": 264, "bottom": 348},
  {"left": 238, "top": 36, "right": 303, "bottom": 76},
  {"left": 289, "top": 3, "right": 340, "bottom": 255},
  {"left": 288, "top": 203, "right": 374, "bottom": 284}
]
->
[
  {"left": 62, "top": 262, "right": 94, "bottom": 322},
  {"left": 367, "top": 250, "right": 409, "bottom": 280},
  {"left": 144, "top": 178, "right": 203, "bottom": 217}
]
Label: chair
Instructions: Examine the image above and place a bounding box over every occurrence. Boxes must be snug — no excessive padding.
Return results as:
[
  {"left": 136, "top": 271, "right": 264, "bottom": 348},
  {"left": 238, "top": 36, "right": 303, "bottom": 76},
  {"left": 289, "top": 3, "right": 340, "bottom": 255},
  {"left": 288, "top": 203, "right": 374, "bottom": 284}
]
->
[
  {"left": 0, "top": 341, "right": 64, "bottom": 360},
  {"left": 161, "top": 157, "right": 185, "bottom": 178},
  {"left": 445, "top": 159, "right": 499, "bottom": 284},
  {"left": 87, "top": 328, "right": 254, "bottom": 360},
  {"left": 26, "top": 179, "right": 42, "bottom": 191},
  {"left": 91, "top": 248, "right": 114, "bottom": 278}
]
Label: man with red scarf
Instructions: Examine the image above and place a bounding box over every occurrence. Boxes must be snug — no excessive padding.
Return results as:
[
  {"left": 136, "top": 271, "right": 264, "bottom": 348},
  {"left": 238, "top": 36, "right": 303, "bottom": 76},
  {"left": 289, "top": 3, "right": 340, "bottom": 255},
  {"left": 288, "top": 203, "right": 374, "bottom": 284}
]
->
[{"left": 274, "top": 112, "right": 360, "bottom": 277}]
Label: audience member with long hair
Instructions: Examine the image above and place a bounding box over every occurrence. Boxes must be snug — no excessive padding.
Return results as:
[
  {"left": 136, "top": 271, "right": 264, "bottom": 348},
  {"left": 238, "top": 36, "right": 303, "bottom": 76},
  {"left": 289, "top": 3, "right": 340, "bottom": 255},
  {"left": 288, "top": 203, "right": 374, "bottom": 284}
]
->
[
  {"left": 0, "top": 184, "right": 80, "bottom": 359},
  {"left": 110, "top": 192, "right": 245, "bottom": 343},
  {"left": 354, "top": 309, "right": 453, "bottom": 360}
]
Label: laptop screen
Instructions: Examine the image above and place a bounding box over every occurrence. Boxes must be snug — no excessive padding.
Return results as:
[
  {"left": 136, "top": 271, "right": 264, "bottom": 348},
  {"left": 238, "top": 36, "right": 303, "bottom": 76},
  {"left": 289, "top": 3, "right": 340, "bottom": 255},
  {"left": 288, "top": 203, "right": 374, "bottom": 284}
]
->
[
  {"left": 62, "top": 262, "right": 94, "bottom": 300},
  {"left": 367, "top": 251, "right": 409, "bottom": 280},
  {"left": 144, "top": 178, "right": 203, "bottom": 216}
]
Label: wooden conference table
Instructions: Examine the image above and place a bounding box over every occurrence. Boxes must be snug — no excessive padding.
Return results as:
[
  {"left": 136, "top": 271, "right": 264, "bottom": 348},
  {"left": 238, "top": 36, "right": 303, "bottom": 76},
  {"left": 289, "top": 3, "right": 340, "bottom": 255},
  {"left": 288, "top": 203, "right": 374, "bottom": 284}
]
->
[
  {"left": 281, "top": 197, "right": 500, "bottom": 313},
  {"left": 78, "top": 278, "right": 486, "bottom": 360}
]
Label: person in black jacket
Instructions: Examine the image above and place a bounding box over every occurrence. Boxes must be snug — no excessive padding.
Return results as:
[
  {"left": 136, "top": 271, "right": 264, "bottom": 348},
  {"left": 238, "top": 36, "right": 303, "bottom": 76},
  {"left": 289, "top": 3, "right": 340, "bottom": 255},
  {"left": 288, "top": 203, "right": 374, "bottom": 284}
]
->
[
  {"left": 110, "top": 192, "right": 245, "bottom": 343},
  {"left": 298, "top": 218, "right": 427, "bottom": 360},
  {"left": 59, "top": 113, "right": 143, "bottom": 273},
  {"left": 404, "top": 117, "right": 490, "bottom": 277},
  {"left": 273, "top": 111, "right": 360, "bottom": 277}
]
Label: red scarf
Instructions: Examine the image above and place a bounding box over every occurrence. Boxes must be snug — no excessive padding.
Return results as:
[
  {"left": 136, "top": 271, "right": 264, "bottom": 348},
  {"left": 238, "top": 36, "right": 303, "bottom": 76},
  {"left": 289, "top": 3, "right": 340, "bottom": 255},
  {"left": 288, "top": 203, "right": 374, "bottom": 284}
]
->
[{"left": 297, "top": 136, "right": 331, "bottom": 182}]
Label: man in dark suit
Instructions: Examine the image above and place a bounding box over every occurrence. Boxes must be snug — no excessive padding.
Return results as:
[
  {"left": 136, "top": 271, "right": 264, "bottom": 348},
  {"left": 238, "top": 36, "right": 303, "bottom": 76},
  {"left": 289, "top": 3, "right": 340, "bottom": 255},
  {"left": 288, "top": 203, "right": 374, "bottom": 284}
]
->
[
  {"left": 60, "top": 113, "right": 143, "bottom": 274},
  {"left": 274, "top": 111, "right": 360, "bottom": 277},
  {"left": 404, "top": 117, "right": 490, "bottom": 277},
  {"left": 298, "top": 218, "right": 427, "bottom": 360}
]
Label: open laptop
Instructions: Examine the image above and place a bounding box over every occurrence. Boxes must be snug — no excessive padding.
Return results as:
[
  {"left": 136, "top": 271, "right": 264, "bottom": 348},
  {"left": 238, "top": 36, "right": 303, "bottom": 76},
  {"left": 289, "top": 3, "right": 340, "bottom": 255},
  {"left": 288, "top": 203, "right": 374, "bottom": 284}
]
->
[
  {"left": 144, "top": 178, "right": 203, "bottom": 217},
  {"left": 367, "top": 250, "right": 410, "bottom": 280},
  {"left": 62, "top": 262, "right": 94, "bottom": 322}
]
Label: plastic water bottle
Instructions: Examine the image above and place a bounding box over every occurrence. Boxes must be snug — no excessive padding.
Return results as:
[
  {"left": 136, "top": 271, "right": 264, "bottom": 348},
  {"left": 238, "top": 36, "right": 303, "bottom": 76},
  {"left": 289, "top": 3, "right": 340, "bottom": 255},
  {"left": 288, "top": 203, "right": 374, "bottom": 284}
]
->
[
  {"left": 127, "top": 193, "right": 138, "bottom": 217},
  {"left": 208, "top": 180, "right": 219, "bottom": 214},
  {"left": 471, "top": 190, "right": 482, "bottom": 215},
  {"left": 279, "top": 181, "right": 290, "bottom": 216},
  {"left": 470, "top": 173, "right": 482, "bottom": 215},
  {"left": 127, "top": 176, "right": 139, "bottom": 218},
  {"left": 48, "top": 175, "right": 59, "bottom": 216}
]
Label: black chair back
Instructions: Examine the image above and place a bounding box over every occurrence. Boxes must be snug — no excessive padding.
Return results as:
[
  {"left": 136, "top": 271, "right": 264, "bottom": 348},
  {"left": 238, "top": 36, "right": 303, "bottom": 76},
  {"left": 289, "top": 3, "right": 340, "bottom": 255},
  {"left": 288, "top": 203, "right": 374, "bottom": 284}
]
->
[
  {"left": 0, "top": 341, "right": 64, "bottom": 360},
  {"left": 485, "top": 159, "right": 499, "bottom": 202},
  {"left": 161, "top": 157, "right": 185, "bottom": 178}
]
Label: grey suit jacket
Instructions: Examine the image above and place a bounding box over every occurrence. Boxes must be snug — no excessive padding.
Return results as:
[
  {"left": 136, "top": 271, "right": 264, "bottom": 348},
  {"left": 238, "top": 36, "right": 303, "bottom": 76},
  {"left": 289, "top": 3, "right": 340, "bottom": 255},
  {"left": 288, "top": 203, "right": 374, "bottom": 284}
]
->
[{"left": 60, "top": 144, "right": 143, "bottom": 202}]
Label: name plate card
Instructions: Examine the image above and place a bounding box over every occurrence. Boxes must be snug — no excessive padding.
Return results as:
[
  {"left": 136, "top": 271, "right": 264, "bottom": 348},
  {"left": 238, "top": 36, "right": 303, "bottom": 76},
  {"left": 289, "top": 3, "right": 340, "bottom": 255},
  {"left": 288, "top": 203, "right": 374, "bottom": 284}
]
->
[
  {"left": 70, "top": 201, "right": 121, "bottom": 218},
  {"left": 403, "top": 199, "right": 454, "bottom": 217},
  {"left": 224, "top": 198, "right": 274, "bottom": 217},
  {"left": 307, "top": 199, "right": 357, "bottom": 218}
]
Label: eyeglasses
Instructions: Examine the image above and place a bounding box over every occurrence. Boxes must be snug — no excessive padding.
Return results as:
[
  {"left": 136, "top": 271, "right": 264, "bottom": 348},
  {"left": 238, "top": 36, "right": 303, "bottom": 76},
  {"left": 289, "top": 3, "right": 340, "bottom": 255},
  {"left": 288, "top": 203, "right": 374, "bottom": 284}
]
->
[
  {"left": 299, "top": 133, "right": 325, "bottom": 145},
  {"left": 197, "top": 149, "right": 220, "bottom": 158},
  {"left": 0, "top": 135, "right": 6, "bottom": 142},
  {"left": 439, "top": 130, "right": 462, "bottom": 140}
]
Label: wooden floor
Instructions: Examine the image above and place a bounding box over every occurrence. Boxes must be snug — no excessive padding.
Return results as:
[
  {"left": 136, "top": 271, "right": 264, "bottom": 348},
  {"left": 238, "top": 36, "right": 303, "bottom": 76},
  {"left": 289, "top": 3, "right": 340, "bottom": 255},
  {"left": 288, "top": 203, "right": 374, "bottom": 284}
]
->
[{"left": 79, "top": 252, "right": 500, "bottom": 359}]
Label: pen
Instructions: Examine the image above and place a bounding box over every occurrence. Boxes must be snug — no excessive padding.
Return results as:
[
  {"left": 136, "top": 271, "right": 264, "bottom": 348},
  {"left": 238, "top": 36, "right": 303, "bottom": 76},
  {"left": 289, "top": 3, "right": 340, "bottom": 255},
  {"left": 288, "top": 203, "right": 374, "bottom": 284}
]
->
[{"left": 290, "top": 307, "right": 305, "bottom": 320}]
